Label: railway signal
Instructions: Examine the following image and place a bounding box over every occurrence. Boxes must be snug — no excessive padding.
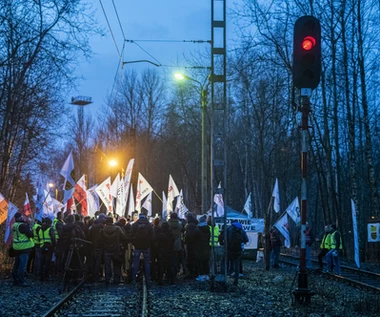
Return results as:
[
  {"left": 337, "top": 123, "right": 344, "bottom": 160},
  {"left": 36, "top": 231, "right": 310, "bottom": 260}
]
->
[{"left": 293, "top": 16, "right": 321, "bottom": 90}]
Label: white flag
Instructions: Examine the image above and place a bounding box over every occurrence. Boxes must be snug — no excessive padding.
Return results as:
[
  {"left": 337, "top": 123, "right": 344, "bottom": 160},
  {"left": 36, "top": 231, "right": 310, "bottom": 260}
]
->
[
  {"left": 87, "top": 184, "right": 99, "bottom": 218},
  {"left": 142, "top": 192, "right": 153, "bottom": 217},
  {"left": 115, "top": 174, "right": 126, "bottom": 216},
  {"left": 124, "top": 159, "right": 135, "bottom": 204},
  {"left": 127, "top": 186, "right": 135, "bottom": 217},
  {"left": 244, "top": 193, "right": 252, "bottom": 218},
  {"left": 4, "top": 202, "right": 18, "bottom": 245},
  {"left": 274, "top": 213, "right": 290, "bottom": 248},
  {"left": 34, "top": 176, "right": 45, "bottom": 222},
  {"left": 135, "top": 173, "right": 154, "bottom": 212},
  {"left": 110, "top": 173, "right": 120, "bottom": 198},
  {"left": 167, "top": 175, "right": 180, "bottom": 214},
  {"left": 96, "top": 177, "right": 113, "bottom": 214},
  {"left": 43, "top": 190, "right": 55, "bottom": 221},
  {"left": 60, "top": 150, "right": 75, "bottom": 187},
  {"left": 285, "top": 197, "right": 300, "bottom": 225},
  {"left": 272, "top": 178, "right": 280, "bottom": 213},
  {"left": 175, "top": 189, "right": 188, "bottom": 219},
  {"left": 351, "top": 199, "right": 360, "bottom": 269},
  {"left": 214, "top": 183, "right": 224, "bottom": 217},
  {"left": 162, "top": 191, "right": 167, "bottom": 220}
]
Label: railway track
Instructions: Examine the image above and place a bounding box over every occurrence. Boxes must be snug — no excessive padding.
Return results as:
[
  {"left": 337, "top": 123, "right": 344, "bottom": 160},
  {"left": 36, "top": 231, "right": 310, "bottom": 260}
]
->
[
  {"left": 42, "top": 277, "right": 148, "bottom": 317},
  {"left": 280, "top": 253, "right": 380, "bottom": 293}
]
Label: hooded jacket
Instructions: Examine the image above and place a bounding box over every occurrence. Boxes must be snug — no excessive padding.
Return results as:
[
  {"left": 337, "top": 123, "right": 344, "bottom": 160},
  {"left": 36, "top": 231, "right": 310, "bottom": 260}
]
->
[
  {"left": 131, "top": 216, "right": 154, "bottom": 250},
  {"left": 168, "top": 218, "right": 183, "bottom": 251},
  {"left": 101, "top": 224, "right": 125, "bottom": 253}
]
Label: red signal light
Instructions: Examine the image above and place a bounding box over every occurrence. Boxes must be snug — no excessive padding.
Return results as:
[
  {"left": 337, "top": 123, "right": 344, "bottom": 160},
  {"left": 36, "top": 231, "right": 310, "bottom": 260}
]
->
[{"left": 302, "top": 36, "right": 316, "bottom": 50}]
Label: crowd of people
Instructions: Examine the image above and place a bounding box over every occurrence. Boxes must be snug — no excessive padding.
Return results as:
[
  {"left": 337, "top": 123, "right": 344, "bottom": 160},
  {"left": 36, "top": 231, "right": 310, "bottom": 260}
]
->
[{"left": 10, "top": 210, "right": 250, "bottom": 287}]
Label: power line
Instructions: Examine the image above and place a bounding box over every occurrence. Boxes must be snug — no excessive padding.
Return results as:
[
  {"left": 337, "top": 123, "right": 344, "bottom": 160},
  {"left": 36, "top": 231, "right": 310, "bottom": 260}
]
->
[
  {"left": 112, "top": 0, "right": 126, "bottom": 41},
  {"left": 125, "top": 39, "right": 212, "bottom": 44},
  {"left": 99, "top": 0, "right": 122, "bottom": 62},
  {"left": 127, "top": 40, "right": 162, "bottom": 66}
]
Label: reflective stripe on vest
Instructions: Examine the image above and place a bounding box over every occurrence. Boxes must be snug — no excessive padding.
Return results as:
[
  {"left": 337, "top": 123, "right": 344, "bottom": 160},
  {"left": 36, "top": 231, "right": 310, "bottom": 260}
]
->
[
  {"left": 32, "top": 223, "right": 41, "bottom": 245},
  {"left": 209, "top": 226, "right": 220, "bottom": 246},
  {"left": 12, "top": 222, "right": 34, "bottom": 251},
  {"left": 329, "top": 231, "right": 343, "bottom": 250},
  {"left": 39, "top": 228, "right": 52, "bottom": 248}
]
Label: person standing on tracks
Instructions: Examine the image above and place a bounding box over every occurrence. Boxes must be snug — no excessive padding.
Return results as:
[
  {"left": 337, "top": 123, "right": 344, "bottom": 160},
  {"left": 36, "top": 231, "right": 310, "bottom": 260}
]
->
[
  {"left": 195, "top": 215, "right": 210, "bottom": 282},
  {"left": 317, "top": 225, "right": 332, "bottom": 271},
  {"left": 269, "top": 226, "right": 282, "bottom": 269},
  {"left": 219, "top": 220, "right": 249, "bottom": 286},
  {"left": 101, "top": 217, "right": 126, "bottom": 286},
  {"left": 11, "top": 212, "right": 34, "bottom": 286},
  {"left": 131, "top": 211, "right": 154, "bottom": 285},
  {"left": 156, "top": 221, "right": 175, "bottom": 284},
  {"left": 39, "top": 218, "right": 56, "bottom": 281},
  {"left": 168, "top": 212, "right": 183, "bottom": 278},
  {"left": 184, "top": 213, "right": 200, "bottom": 279},
  {"left": 326, "top": 224, "right": 342, "bottom": 275},
  {"left": 88, "top": 213, "right": 106, "bottom": 282}
]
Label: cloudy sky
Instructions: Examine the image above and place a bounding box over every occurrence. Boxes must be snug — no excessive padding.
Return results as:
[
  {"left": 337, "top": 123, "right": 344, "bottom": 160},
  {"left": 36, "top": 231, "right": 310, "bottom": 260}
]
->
[{"left": 68, "top": 0, "right": 243, "bottom": 114}]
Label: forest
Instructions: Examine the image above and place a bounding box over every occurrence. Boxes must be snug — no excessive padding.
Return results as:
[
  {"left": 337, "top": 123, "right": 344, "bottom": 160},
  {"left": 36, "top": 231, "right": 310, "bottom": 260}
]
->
[{"left": 1, "top": 0, "right": 380, "bottom": 261}]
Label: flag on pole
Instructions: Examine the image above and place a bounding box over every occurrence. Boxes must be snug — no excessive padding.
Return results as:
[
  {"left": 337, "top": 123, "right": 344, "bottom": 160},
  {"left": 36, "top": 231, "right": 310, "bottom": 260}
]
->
[
  {"left": 43, "top": 190, "right": 55, "bottom": 220},
  {"left": 110, "top": 173, "right": 120, "bottom": 198},
  {"left": 285, "top": 197, "right": 300, "bottom": 225},
  {"left": 51, "top": 197, "right": 64, "bottom": 214},
  {"left": 127, "top": 186, "right": 135, "bottom": 217},
  {"left": 34, "top": 176, "right": 45, "bottom": 222},
  {"left": 142, "top": 192, "right": 153, "bottom": 217},
  {"left": 123, "top": 159, "right": 135, "bottom": 205},
  {"left": 213, "top": 183, "right": 224, "bottom": 217},
  {"left": 162, "top": 191, "right": 167, "bottom": 220},
  {"left": 135, "top": 173, "right": 154, "bottom": 212},
  {"left": 4, "top": 202, "right": 18, "bottom": 246},
  {"left": 87, "top": 185, "right": 99, "bottom": 217},
  {"left": 167, "top": 175, "right": 180, "bottom": 214},
  {"left": 274, "top": 213, "right": 290, "bottom": 248},
  {"left": 351, "top": 199, "right": 360, "bottom": 269},
  {"left": 175, "top": 189, "right": 189, "bottom": 219},
  {"left": 272, "top": 178, "right": 280, "bottom": 213},
  {"left": 23, "top": 193, "right": 32, "bottom": 217},
  {"left": 115, "top": 174, "right": 126, "bottom": 217},
  {"left": 60, "top": 150, "right": 75, "bottom": 187},
  {"left": 74, "top": 174, "right": 88, "bottom": 216},
  {"left": 96, "top": 177, "right": 113, "bottom": 214},
  {"left": 0, "top": 192, "right": 9, "bottom": 225},
  {"left": 244, "top": 193, "right": 252, "bottom": 218}
]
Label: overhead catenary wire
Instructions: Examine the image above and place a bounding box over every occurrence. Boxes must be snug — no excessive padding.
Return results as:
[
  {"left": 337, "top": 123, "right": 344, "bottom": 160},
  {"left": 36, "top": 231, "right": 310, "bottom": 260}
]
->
[
  {"left": 125, "top": 39, "right": 211, "bottom": 44},
  {"left": 99, "top": 0, "right": 123, "bottom": 63},
  {"left": 112, "top": 0, "right": 126, "bottom": 41}
]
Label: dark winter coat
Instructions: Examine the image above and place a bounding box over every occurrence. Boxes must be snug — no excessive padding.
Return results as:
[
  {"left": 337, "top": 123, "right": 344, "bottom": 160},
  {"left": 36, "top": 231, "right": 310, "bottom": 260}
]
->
[
  {"left": 131, "top": 216, "right": 154, "bottom": 250},
  {"left": 89, "top": 219, "right": 105, "bottom": 249},
  {"left": 101, "top": 224, "right": 126, "bottom": 253},
  {"left": 155, "top": 225, "right": 175, "bottom": 255},
  {"left": 185, "top": 222, "right": 201, "bottom": 248},
  {"left": 168, "top": 218, "right": 183, "bottom": 251}
]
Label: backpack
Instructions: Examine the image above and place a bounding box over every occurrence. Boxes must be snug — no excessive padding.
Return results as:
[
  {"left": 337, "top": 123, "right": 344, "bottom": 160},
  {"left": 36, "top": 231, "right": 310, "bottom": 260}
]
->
[
  {"left": 228, "top": 226, "right": 243, "bottom": 252},
  {"left": 134, "top": 223, "right": 150, "bottom": 242}
]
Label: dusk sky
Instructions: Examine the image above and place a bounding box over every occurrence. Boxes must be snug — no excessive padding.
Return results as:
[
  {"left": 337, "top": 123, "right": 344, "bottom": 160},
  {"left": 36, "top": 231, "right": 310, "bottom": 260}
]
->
[{"left": 69, "top": 0, "right": 242, "bottom": 114}]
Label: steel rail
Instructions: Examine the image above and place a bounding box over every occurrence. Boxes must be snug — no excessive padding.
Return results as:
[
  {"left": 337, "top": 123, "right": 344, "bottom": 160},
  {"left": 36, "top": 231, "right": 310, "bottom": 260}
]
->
[{"left": 41, "top": 280, "right": 84, "bottom": 317}]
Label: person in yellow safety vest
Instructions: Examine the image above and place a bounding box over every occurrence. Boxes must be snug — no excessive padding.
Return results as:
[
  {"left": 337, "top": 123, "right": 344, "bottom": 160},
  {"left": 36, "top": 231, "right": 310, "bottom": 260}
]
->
[
  {"left": 208, "top": 217, "right": 220, "bottom": 247},
  {"left": 317, "top": 225, "right": 331, "bottom": 270},
  {"left": 28, "top": 220, "right": 42, "bottom": 277},
  {"left": 53, "top": 211, "right": 65, "bottom": 240},
  {"left": 12, "top": 212, "right": 34, "bottom": 286},
  {"left": 53, "top": 211, "right": 65, "bottom": 275},
  {"left": 38, "top": 218, "right": 56, "bottom": 281},
  {"left": 325, "top": 224, "right": 343, "bottom": 275}
]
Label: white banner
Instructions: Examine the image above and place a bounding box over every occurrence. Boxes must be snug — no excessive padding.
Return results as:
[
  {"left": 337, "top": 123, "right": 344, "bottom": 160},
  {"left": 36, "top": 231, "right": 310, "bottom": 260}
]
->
[
  {"left": 245, "top": 232, "right": 258, "bottom": 249},
  {"left": 135, "top": 173, "right": 153, "bottom": 212},
  {"left": 368, "top": 223, "right": 380, "bottom": 242},
  {"left": 272, "top": 178, "right": 280, "bottom": 213},
  {"left": 214, "top": 217, "right": 264, "bottom": 233},
  {"left": 96, "top": 177, "right": 112, "bottom": 214},
  {"left": 243, "top": 193, "right": 252, "bottom": 218}
]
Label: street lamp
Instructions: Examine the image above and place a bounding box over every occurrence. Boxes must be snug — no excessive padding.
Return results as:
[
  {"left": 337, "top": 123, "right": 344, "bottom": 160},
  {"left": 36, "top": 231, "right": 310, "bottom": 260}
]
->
[{"left": 174, "top": 72, "right": 209, "bottom": 214}]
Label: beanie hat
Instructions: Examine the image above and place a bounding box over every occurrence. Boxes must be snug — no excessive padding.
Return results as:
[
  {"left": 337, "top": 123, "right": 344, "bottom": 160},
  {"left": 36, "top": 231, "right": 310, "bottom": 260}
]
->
[
  {"left": 15, "top": 212, "right": 23, "bottom": 220},
  {"left": 106, "top": 217, "right": 113, "bottom": 225},
  {"left": 170, "top": 212, "right": 178, "bottom": 219},
  {"left": 98, "top": 213, "right": 106, "bottom": 220},
  {"left": 119, "top": 217, "right": 126, "bottom": 225},
  {"left": 199, "top": 215, "right": 207, "bottom": 223}
]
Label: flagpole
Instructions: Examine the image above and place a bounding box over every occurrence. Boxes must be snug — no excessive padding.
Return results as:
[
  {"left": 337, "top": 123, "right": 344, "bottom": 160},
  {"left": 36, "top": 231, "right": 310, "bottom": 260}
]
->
[
  {"left": 264, "top": 196, "right": 273, "bottom": 270},
  {"left": 152, "top": 189, "right": 163, "bottom": 203}
]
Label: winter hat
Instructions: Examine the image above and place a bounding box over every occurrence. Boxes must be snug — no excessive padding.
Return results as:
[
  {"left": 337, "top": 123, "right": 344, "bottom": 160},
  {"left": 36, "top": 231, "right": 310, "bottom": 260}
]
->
[
  {"left": 98, "top": 213, "right": 106, "bottom": 220},
  {"left": 65, "top": 215, "right": 74, "bottom": 223},
  {"left": 14, "top": 212, "right": 23, "bottom": 220},
  {"left": 119, "top": 217, "right": 126, "bottom": 225},
  {"left": 170, "top": 212, "right": 178, "bottom": 219},
  {"left": 161, "top": 221, "right": 169, "bottom": 229},
  {"left": 199, "top": 215, "right": 207, "bottom": 223},
  {"left": 232, "top": 222, "right": 242, "bottom": 229},
  {"left": 106, "top": 217, "right": 114, "bottom": 225}
]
